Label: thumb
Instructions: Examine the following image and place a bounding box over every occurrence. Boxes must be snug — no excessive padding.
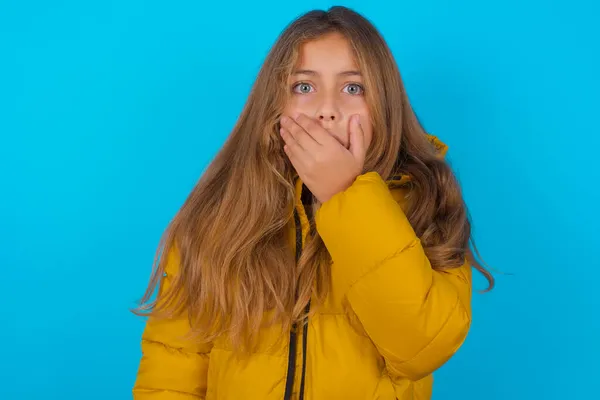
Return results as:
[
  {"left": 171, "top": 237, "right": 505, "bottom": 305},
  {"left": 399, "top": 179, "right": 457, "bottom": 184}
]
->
[{"left": 348, "top": 114, "right": 366, "bottom": 160}]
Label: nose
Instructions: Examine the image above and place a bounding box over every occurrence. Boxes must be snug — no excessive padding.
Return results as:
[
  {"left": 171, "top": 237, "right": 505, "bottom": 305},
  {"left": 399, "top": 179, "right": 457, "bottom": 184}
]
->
[
  {"left": 316, "top": 94, "right": 341, "bottom": 122},
  {"left": 314, "top": 94, "right": 348, "bottom": 147},
  {"left": 318, "top": 112, "right": 337, "bottom": 122}
]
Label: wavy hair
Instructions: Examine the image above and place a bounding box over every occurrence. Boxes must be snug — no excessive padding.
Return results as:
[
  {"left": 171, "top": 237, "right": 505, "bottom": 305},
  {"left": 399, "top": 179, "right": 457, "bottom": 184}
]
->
[{"left": 134, "top": 6, "right": 494, "bottom": 350}]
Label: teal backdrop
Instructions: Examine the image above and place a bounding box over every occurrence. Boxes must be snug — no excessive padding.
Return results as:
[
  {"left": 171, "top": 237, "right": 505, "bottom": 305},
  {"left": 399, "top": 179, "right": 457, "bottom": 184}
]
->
[{"left": 1, "top": 1, "right": 598, "bottom": 399}]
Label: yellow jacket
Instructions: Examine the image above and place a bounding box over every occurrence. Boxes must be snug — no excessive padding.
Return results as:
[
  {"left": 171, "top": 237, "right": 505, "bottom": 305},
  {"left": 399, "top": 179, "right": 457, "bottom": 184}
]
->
[{"left": 133, "top": 136, "right": 472, "bottom": 399}]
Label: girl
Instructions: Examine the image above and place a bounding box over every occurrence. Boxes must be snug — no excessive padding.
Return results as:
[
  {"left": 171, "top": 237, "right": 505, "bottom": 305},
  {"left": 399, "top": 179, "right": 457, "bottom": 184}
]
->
[{"left": 133, "top": 6, "right": 493, "bottom": 400}]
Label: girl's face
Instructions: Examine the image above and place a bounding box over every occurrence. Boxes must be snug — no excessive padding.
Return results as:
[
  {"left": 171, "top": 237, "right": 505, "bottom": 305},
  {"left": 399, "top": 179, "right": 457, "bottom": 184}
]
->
[{"left": 284, "top": 32, "right": 373, "bottom": 150}]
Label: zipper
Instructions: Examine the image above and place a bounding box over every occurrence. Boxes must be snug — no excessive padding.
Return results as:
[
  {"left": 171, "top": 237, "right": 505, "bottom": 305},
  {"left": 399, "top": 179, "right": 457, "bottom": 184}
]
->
[
  {"left": 298, "top": 299, "right": 311, "bottom": 400},
  {"left": 283, "top": 204, "right": 311, "bottom": 399}
]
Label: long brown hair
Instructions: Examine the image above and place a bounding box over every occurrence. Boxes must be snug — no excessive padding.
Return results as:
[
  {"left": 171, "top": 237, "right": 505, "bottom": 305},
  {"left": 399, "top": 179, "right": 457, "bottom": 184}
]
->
[{"left": 134, "top": 6, "right": 494, "bottom": 350}]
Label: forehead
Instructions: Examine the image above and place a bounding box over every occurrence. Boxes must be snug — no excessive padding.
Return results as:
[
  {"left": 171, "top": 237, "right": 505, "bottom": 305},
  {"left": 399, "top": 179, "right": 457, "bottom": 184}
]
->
[{"left": 295, "top": 32, "right": 358, "bottom": 70}]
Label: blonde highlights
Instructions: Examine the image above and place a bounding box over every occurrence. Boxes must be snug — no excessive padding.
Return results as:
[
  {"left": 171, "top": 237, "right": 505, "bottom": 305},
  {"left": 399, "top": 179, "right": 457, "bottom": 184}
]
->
[{"left": 134, "top": 6, "right": 493, "bottom": 351}]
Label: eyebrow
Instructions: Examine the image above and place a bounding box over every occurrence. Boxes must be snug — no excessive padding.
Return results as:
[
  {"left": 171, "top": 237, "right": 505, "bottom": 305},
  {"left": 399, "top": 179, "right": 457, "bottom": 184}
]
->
[{"left": 292, "top": 69, "right": 362, "bottom": 77}]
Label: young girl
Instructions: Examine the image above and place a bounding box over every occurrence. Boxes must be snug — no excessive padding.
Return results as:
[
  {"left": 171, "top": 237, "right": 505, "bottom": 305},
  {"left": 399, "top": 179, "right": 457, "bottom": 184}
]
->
[{"left": 133, "top": 6, "right": 493, "bottom": 400}]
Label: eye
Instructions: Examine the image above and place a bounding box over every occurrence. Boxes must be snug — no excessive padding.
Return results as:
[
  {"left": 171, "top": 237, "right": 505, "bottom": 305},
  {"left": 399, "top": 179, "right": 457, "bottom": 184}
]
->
[
  {"left": 343, "top": 83, "right": 364, "bottom": 95},
  {"left": 292, "top": 82, "right": 315, "bottom": 94}
]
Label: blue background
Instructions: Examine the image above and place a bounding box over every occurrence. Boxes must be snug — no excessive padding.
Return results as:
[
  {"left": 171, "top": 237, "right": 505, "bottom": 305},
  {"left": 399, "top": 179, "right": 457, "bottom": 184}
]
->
[{"left": 1, "top": 1, "right": 598, "bottom": 399}]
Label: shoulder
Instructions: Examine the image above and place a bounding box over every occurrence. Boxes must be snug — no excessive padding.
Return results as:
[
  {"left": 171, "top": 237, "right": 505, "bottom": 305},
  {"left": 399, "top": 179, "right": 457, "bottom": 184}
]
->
[
  {"left": 388, "top": 180, "right": 412, "bottom": 211},
  {"left": 384, "top": 132, "right": 448, "bottom": 209}
]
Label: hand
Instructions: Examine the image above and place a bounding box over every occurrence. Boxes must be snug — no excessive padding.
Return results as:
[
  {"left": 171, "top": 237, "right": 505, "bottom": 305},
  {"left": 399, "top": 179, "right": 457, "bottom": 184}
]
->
[{"left": 279, "top": 113, "right": 367, "bottom": 203}]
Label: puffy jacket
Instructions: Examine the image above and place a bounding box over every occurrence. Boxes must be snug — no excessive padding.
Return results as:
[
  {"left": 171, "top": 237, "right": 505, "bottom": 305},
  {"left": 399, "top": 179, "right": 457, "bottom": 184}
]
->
[{"left": 133, "top": 136, "right": 473, "bottom": 399}]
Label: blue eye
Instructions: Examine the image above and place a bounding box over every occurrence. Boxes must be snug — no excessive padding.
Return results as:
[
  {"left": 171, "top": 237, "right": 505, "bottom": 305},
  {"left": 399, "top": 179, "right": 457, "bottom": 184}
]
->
[
  {"left": 292, "top": 82, "right": 314, "bottom": 94},
  {"left": 343, "top": 83, "right": 364, "bottom": 95}
]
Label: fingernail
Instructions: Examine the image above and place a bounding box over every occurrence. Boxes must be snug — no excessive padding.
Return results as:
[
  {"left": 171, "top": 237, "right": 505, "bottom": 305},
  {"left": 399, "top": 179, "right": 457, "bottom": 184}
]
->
[
  {"left": 292, "top": 112, "right": 301, "bottom": 120},
  {"left": 281, "top": 116, "right": 289, "bottom": 124}
]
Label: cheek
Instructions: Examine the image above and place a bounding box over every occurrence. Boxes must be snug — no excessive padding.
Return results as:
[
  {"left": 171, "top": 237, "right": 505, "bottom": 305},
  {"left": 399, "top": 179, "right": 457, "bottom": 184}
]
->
[{"left": 284, "top": 95, "right": 314, "bottom": 114}]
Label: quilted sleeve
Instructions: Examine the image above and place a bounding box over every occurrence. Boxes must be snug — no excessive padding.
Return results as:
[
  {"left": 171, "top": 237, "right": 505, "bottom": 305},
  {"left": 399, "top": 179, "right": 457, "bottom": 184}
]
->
[{"left": 315, "top": 171, "right": 472, "bottom": 381}]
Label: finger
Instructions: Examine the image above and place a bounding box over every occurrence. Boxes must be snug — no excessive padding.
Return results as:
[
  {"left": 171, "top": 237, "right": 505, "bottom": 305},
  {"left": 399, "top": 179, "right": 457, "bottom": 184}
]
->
[
  {"left": 348, "top": 114, "right": 366, "bottom": 160},
  {"left": 280, "top": 115, "right": 320, "bottom": 152},
  {"left": 280, "top": 127, "right": 305, "bottom": 154},
  {"left": 293, "top": 114, "right": 335, "bottom": 146},
  {"left": 281, "top": 127, "right": 315, "bottom": 170},
  {"left": 283, "top": 142, "right": 306, "bottom": 172}
]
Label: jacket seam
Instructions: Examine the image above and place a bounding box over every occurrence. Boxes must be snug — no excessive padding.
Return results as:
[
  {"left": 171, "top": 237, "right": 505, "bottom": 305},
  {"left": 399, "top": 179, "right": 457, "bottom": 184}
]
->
[
  {"left": 141, "top": 338, "right": 210, "bottom": 356},
  {"left": 210, "top": 346, "right": 286, "bottom": 358},
  {"left": 132, "top": 387, "right": 203, "bottom": 398},
  {"left": 347, "top": 238, "right": 420, "bottom": 290},
  {"left": 389, "top": 295, "right": 464, "bottom": 374}
]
